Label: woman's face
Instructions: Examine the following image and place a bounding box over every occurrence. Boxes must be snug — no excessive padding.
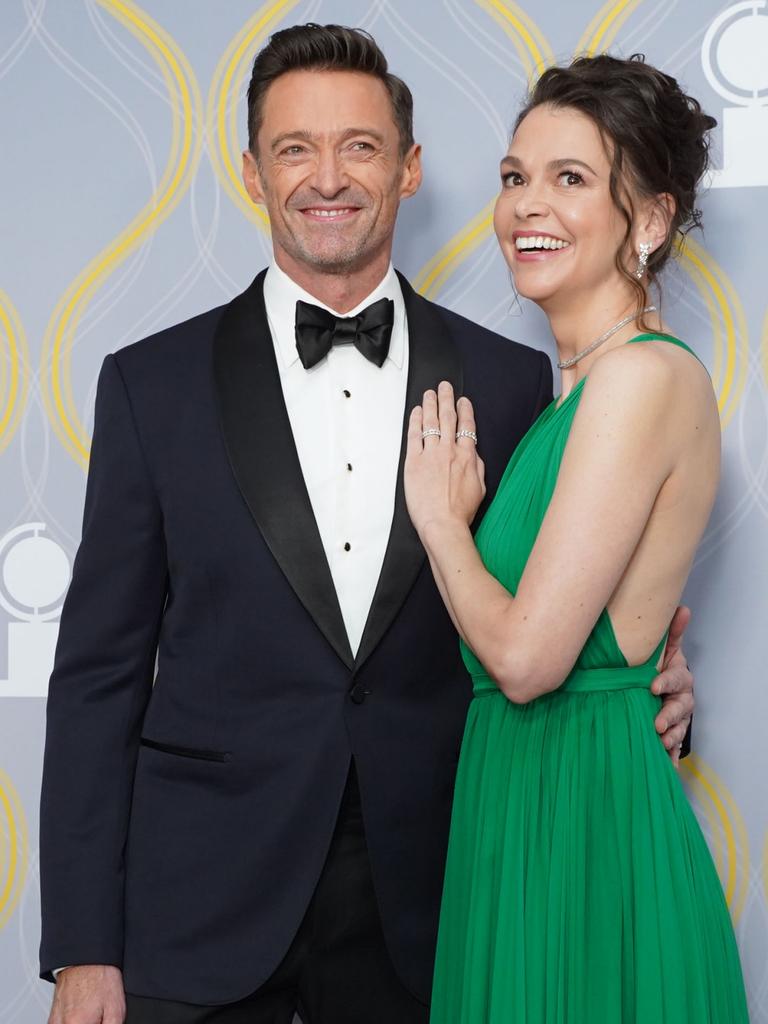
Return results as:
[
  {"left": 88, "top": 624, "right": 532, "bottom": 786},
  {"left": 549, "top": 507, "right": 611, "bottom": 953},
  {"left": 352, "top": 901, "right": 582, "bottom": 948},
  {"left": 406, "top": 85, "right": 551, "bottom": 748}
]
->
[{"left": 494, "top": 103, "right": 632, "bottom": 310}]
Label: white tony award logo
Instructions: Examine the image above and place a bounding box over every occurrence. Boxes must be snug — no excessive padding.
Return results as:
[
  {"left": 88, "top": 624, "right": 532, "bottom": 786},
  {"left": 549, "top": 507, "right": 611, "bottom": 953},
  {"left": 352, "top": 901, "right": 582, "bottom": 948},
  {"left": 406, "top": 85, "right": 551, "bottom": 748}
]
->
[
  {"left": 702, "top": 0, "right": 768, "bottom": 188},
  {"left": 0, "top": 523, "right": 70, "bottom": 697}
]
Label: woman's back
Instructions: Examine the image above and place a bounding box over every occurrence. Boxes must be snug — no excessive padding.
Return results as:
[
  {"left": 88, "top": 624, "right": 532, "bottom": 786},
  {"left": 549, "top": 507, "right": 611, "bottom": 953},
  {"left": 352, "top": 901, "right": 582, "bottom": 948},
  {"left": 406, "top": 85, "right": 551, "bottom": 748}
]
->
[{"left": 596, "top": 334, "right": 720, "bottom": 666}]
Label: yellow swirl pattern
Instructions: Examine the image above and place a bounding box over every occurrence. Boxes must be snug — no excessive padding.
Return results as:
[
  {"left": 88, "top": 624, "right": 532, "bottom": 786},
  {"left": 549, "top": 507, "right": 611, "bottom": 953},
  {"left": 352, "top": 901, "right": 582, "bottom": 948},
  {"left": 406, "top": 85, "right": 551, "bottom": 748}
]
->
[
  {"left": 414, "top": 201, "right": 496, "bottom": 300},
  {"left": 680, "top": 754, "right": 750, "bottom": 922},
  {"left": 415, "top": 0, "right": 643, "bottom": 305},
  {"left": 473, "top": 0, "right": 555, "bottom": 82},
  {"left": 207, "top": 0, "right": 302, "bottom": 229},
  {"left": 415, "top": 6, "right": 552, "bottom": 298},
  {"left": 41, "top": 0, "right": 203, "bottom": 469},
  {"left": 576, "top": 0, "right": 645, "bottom": 56},
  {"left": 678, "top": 237, "right": 748, "bottom": 429},
  {"left": 0, "top": 769, "right": 28, "bottom": 932},
  {"left": 0, "top": 291, "right": 29, "bottom": 455}
]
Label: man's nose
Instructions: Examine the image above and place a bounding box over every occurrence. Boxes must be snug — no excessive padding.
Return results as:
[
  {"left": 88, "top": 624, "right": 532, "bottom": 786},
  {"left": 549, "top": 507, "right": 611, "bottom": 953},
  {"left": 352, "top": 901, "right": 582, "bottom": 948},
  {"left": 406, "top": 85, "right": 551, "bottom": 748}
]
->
[{"left": 310, "top": 148, "right": 350, "bottom": 197}]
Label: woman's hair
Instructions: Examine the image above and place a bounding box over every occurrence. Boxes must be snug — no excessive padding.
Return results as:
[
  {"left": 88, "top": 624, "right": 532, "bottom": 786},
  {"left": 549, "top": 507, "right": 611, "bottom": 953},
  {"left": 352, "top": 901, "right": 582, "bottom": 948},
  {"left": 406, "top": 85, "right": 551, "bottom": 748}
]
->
[{"left": 515, "top": 54, "right": 717, "bottom": 326}]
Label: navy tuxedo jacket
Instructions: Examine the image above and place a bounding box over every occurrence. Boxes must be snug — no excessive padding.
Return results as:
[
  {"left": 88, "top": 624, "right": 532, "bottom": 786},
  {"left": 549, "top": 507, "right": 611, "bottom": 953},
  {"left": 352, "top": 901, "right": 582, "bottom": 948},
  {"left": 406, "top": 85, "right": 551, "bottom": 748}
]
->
[{"left": 39, "top": 270, "right": 552, "bottom": 1004}]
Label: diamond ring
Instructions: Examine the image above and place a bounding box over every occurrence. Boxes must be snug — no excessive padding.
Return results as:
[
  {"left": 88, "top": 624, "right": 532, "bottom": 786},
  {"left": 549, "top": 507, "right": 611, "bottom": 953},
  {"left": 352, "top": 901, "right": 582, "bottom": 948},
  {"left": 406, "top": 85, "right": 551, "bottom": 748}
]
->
[{"left": 455, "top": 430, "right": 478, "bottom": 444}]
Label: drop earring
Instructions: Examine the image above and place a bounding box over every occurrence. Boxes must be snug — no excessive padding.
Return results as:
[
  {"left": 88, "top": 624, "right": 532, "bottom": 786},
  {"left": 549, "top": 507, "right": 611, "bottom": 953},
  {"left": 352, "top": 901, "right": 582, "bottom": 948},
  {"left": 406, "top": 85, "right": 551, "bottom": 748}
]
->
[{"left": 635, "top": 241, "right": 652, "bottom": 279}]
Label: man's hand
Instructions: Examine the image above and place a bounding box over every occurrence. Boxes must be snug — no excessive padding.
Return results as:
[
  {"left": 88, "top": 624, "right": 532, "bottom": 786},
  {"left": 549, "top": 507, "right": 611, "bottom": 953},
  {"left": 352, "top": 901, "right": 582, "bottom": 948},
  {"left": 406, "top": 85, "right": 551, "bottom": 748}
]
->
[
  {"left": 651, "top": 605, "right": 694, "bottom": 767},
  {"left": 48, "top": 965, "right": 125, "bottom": 1024}
]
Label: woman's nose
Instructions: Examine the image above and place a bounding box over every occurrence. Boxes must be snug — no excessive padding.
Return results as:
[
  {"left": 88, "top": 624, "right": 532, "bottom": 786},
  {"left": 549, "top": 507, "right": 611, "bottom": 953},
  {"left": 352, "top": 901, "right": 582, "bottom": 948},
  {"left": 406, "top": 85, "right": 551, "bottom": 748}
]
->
[{"left": 514, "top": 183, "right": 549, "bottom": 220}]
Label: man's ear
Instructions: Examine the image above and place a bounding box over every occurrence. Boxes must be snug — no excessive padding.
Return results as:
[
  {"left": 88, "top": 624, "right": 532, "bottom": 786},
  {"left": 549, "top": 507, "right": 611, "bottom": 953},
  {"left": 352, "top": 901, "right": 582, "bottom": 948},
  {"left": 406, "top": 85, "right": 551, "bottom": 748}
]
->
[
  {"left": 242, "top": 149, "right": 266, "bottom": 205},
  {"left": 399, "top": 143, "right": 423, "bottom": 200}
]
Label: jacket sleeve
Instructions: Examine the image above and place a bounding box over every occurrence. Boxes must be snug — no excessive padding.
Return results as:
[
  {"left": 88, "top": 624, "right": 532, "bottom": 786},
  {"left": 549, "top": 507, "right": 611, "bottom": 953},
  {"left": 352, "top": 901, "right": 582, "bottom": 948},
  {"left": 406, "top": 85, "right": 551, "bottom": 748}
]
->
[
  {"left": 39, "top": 353, "right": 168, "bottom": 980},
  {"left": 530, "top": 350, "right": 554, "bottom": 424}
]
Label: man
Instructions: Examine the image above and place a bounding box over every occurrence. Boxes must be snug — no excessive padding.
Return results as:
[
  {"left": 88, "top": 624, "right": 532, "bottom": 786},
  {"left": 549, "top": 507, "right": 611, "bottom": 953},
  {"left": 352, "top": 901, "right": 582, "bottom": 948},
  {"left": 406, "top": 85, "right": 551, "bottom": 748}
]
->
[{"left": 41, "top": 24, "right": 694, "bottom": 1024}]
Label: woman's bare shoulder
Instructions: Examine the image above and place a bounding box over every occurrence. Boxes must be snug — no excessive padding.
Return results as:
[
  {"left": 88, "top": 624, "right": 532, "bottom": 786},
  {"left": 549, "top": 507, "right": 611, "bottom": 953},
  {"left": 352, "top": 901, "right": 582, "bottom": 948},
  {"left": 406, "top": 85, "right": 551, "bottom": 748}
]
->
[{"left": 582, "top": 337, "right": 715, "bottom": 418}]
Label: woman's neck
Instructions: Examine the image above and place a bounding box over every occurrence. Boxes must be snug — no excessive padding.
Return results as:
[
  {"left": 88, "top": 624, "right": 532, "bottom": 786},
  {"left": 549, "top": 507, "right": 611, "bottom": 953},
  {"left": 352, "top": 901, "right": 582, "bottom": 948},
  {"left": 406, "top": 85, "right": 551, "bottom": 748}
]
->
[{"left": 544, "top": 286, "right": 663, "bottom": 393}]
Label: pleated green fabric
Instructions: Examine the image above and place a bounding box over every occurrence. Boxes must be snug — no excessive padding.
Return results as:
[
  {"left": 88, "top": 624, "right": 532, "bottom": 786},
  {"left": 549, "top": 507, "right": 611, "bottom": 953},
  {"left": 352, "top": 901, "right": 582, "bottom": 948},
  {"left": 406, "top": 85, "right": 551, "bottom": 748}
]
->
[{"left": 430, "top": 335, "right": 748, "bottom": 1022}]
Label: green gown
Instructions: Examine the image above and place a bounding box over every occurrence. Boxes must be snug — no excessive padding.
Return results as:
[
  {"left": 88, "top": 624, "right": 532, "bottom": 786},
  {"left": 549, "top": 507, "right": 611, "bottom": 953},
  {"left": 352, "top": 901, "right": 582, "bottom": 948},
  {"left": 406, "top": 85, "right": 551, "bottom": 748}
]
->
[{"left": 430, "top": 334, "right": 749, "bottom": 1023}]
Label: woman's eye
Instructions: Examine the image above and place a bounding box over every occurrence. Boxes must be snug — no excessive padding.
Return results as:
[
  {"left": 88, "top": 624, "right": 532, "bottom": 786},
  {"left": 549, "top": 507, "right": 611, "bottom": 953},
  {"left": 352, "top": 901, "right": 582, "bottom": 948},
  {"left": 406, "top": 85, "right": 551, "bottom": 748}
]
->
[
  {"left": 502, "top": 172, "right": 525, "bottom": 187},
  {"left": 558, "top": 170, "right": 583, "bottom": 186}
]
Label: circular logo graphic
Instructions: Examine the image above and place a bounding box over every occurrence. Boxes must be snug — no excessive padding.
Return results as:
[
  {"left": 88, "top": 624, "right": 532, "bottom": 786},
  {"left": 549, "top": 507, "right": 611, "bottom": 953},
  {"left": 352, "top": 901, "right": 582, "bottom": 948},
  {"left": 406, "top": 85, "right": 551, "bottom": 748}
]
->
[
  {"left": 0, "top": 524, "right": 70, "bottom": 623},
  {"left": 703, "top": 1, "right": 768, "bottom": 105}
]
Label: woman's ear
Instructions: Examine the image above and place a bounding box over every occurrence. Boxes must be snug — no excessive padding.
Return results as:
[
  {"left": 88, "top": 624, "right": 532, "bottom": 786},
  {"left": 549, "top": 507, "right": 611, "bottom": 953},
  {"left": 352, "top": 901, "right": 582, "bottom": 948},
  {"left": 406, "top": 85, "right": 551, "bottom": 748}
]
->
[{"left": 637, "top": 192, "right": 676, "bottom": 256}]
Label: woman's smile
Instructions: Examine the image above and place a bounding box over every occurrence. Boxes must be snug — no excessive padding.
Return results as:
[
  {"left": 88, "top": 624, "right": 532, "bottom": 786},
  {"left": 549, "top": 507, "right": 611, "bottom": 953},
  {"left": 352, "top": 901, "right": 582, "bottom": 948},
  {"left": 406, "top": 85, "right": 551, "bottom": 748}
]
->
[{"left": 512, "top": 230, "right": 572, "bottom": 261}]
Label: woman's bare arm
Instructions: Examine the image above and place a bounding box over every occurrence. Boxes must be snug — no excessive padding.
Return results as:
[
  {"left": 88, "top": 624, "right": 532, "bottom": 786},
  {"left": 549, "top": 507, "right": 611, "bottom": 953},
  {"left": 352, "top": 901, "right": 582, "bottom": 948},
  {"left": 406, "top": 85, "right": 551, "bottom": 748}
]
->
[{"left": 405, "top": 345, "right": 706, "bottom": 703}]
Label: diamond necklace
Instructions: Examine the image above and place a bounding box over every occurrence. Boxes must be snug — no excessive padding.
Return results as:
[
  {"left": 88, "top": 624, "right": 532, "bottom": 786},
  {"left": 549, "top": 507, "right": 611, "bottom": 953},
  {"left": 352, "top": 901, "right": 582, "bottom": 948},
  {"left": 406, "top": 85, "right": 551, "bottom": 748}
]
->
[{"left": 556, "top": 306, "right": 657, "bottom": 370}]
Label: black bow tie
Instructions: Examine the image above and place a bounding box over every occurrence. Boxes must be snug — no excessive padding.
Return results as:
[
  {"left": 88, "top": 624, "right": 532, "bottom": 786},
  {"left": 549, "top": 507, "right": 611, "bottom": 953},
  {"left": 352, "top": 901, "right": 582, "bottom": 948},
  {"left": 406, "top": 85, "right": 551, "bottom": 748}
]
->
[{"left": 294, "top": 297, "right": 394, "bottom": 370}]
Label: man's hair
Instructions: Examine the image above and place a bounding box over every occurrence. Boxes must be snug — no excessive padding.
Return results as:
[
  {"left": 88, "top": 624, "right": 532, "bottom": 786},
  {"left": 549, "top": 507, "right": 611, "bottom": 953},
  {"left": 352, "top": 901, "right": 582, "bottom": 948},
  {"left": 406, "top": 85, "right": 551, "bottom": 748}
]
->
[{"left": 246, "top": 23, "right": 415, "bottom": 159}]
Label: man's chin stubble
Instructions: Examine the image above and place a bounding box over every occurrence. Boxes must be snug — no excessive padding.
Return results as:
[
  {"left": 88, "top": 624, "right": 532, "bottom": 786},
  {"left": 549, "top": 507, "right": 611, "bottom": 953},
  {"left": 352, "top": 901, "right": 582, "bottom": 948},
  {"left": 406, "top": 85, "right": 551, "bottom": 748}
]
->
[{"left": 292, "top": 240, "right": 379, "bottom": 276}]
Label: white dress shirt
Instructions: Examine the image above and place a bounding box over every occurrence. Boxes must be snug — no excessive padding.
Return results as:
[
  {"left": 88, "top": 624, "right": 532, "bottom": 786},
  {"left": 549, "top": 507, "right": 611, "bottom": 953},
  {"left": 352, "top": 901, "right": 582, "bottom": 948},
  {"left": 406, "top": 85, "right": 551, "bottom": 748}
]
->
[{"left": 263, "top": 261, "right": 409, "bottom": 656}]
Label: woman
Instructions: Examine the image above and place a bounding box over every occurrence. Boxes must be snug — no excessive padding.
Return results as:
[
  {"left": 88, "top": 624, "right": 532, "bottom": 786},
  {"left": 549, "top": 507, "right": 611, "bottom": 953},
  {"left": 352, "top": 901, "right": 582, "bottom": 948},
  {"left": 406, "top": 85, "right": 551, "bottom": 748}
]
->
[{"left": 405, "top": 55, "right": 748, "bottom": 1021}]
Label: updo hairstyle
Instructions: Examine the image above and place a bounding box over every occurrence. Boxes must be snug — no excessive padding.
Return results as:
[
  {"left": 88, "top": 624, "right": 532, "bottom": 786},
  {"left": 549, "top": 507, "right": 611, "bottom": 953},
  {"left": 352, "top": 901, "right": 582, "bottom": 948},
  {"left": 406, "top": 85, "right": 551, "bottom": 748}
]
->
[{"left": 515, "top": 54, "right": 717, "bottom": 325}]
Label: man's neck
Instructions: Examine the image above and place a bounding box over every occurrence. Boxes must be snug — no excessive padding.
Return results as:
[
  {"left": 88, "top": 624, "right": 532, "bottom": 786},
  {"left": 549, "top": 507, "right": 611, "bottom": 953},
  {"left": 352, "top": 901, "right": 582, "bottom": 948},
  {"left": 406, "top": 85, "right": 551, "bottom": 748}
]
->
[{"left": 273, "top": 251, "right": 392, "bottom": 314}]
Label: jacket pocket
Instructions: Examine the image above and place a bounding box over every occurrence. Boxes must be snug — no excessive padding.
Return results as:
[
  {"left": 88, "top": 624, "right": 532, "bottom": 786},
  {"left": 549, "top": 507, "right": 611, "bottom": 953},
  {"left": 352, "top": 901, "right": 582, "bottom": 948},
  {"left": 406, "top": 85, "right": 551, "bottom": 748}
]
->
[{"left": 139, "top": 737, "right": 231, "bottom": 763}]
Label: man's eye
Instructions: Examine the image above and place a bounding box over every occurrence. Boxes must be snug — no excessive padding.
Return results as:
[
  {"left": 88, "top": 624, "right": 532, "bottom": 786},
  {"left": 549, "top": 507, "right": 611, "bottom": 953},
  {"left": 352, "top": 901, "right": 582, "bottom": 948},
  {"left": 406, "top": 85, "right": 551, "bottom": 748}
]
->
[
  {"left": 282, "top": 145, "right": 305, "bottom": 156},
  {"left": 350, "top": 141, "right": 373, "bottom": 152},
  {"left": 558, "top": 170, "right": 583, "bottom": 186}
]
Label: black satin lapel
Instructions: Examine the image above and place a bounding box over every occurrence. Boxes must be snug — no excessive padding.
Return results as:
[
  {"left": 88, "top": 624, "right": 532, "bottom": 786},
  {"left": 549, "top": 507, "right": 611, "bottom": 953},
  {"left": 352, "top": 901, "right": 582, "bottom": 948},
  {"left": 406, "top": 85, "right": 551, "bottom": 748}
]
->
[
  {"left": 213, "top": 271, "right": 354, "bottom": 669},
  {"left": 354, "top": 273, "right": 464, "bottom": 671}
]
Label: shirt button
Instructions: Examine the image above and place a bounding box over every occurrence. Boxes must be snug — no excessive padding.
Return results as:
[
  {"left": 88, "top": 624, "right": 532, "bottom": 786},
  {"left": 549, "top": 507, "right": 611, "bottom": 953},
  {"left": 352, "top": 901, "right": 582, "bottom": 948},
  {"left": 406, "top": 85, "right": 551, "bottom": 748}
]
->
[
  {"left": 347, "top": 463, "right": 353, "bottom": 472},
  {"left": 343, "top": 389, "right": 351, "bottom": 398},
  {"left": 344, "top": 542, "right": 351, "bottom": 552},
  {"left": 349, "top": 683, "right": 369, "bottom": 704}
]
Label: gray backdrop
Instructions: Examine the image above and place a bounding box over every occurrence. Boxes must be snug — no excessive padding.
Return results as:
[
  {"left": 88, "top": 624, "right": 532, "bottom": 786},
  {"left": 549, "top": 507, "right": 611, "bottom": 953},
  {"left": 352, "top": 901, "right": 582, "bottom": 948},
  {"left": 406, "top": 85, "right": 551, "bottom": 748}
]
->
[{"left": 1, "top": 0, "right": 766, "bottom": 1019}]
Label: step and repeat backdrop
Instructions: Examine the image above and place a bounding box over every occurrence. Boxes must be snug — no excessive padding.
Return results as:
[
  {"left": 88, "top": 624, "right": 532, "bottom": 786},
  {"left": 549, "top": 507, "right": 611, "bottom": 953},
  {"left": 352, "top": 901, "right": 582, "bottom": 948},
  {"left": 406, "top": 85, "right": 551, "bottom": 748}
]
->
[{"left": 1, "top": 0, "right": 767, "bottom": 1019}]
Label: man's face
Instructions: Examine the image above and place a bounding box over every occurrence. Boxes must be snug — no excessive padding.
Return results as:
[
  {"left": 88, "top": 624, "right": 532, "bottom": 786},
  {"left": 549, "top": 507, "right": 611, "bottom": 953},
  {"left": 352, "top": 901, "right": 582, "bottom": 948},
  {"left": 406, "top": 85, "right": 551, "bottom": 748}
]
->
[{"left": 243, "top": 69, "right": 421, "bottom": 279}]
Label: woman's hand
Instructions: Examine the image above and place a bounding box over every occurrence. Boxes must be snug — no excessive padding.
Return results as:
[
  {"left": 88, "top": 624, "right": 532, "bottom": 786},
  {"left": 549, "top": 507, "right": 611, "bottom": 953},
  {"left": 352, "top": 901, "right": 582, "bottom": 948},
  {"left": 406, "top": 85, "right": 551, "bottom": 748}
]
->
[{"left": 404, "top": 381, "right": 486, "bottom": 539}]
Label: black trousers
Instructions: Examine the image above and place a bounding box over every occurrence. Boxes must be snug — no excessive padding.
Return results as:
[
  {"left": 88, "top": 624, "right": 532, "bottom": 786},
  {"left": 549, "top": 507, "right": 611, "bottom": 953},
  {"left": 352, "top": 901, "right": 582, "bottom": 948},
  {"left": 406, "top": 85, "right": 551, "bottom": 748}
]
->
[{"left": 125, "top": 765, "right": 429, "bottom": 1023}]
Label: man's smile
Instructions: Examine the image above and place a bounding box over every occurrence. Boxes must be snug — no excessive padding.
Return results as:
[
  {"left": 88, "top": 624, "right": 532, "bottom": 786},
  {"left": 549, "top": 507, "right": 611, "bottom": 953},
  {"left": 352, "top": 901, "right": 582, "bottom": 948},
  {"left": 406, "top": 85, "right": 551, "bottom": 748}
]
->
[{"left": 298, "top": 205, "right": 362, "bottom": 222}]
